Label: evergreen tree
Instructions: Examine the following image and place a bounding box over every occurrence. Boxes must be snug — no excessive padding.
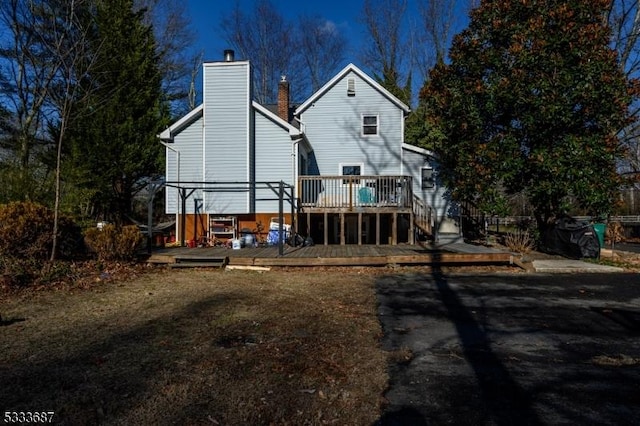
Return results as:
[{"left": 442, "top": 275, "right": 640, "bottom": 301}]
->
[
  {"left": 424, "top": 0, "right": 636, "bottom": 233},
  {"left": 67, "top": 0, "right": 167, "bottom": 223}
]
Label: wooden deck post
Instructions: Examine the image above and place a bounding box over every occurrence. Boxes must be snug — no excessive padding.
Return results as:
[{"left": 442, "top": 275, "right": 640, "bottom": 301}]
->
[
  {"left": 358, "top": 212, "right": 363, "bottom": 245},
  {"left": 409, "top": 213, "right": 414, "bottom": 245},
  {"left": 340, "top": 213, "right": 345, "bottom": 245},
  {"left": 323, "top": 212, "right": 328, "bottom": 245},
  {"left": 392, "top": 212, "right": 397, "bottom": 245},
  {"left": 376, "top": 212, "right": 380, "bottom": 245}
]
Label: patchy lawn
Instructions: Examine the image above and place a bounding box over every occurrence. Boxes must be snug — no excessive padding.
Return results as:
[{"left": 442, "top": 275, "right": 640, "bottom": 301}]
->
[{"left": 0, "top": 267, "right": 387, "bottom": 425}]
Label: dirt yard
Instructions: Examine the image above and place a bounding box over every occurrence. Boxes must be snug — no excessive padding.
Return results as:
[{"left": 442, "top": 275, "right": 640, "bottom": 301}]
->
[
  {"left": 2, "top": 261, "right": 639, "bottom": 425},
  {"left": 0, "top": 267, "right": 388, "bottom": 425}
]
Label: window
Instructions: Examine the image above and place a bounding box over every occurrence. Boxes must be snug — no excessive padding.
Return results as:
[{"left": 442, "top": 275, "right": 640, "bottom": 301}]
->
[
  {"left": 421, "top": 166, "right": 435, "bottom": 189},
  {"left": 340, "top": 163, "right": 363, "bottom": 184},
  {"left": 362, "top": 115, "right": 378, "bottom": 136},
  {"left": 347, "top": 78, "right": 355, "bottom": 96}
]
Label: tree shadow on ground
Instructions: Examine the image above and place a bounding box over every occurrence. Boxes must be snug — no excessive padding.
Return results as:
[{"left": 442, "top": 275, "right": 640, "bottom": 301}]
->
[
  {"left": 376, "top": 261, "right": 541, "bottom": 425},
  {"left": 430, "top": 261, "right": 540, "bottom": 425},
  {"left": 375, "top": 270, "right": 640, "bottom": 425}
]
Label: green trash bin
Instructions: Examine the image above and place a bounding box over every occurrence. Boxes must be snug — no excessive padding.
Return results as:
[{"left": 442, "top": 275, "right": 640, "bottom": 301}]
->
[{"left": 592, "top": 223, "right": 606, "bottom": 248}]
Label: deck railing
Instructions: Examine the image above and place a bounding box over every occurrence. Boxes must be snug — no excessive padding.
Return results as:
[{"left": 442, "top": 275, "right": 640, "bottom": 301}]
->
[
  {"left": 299, "top": 175, "right": 413, "bottom": 210},
  {"left": 413, "top": 194, "right": 434, "bottom": 235}
]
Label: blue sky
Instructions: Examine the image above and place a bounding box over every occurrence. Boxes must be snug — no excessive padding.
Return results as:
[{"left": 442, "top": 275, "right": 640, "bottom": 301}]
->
[
  {"left": 187, "top": 0, "right": 399, "bottom": 63},
  {"left": 184, "top": 0, "right": 471, "bottom": 103}
]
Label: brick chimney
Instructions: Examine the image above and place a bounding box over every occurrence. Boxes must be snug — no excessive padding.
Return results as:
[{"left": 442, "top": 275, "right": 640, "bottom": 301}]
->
[{"left": 278, "top": 75, "right": 290, "bottom": 122}]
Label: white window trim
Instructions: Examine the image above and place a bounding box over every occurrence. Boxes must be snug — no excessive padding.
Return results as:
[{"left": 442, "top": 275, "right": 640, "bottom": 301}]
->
[
  {"left": 339, "top": 162, "right": 364, "bottom": 185},
  {"left": 347, "top": 78, "right": 356, "bottom": 96},
  {"left": 421, "top": 166, "right": 435, "bottom": 189},
  {"left": 362, "top": 114, "right": 379, "bottom": 137}
]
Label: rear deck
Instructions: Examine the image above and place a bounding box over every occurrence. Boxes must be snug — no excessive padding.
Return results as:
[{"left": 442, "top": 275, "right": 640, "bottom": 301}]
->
[
  {"left": 147, "top": 242, "right": 516, "bottom": 268},
  {"left": 297, "top": 175, "right": 434, "bottom": 245}
]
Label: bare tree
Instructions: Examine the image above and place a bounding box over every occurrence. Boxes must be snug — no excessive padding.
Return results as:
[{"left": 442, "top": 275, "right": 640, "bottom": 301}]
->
[
  {"left": 0, "top": 0, "right": 100, "bottom": 258},
  {"left": 219, "top": 1, "right": 350, "bottom": 104},
  {"left": 361, "top": 0, "right": 411, "bottom": 105},
  {"left": 188, "top": 50, "right": 204, "bottom": 110},
  {"left": 0, "top": 0, "right": 61, "bottom": 197},
  {"left": 416, "top": 0, "right": 457, "bottom": 72},
  {"left": 607, "top": 0, "right": 640, "bottom": 181},
  {"left": 43, "top": 0, "right": 100, "bottom": 260},
  {"left": 221, "top": 0, "right": 294, "bottom": 104},
  {"left": 136, "top": 0, "right": 197, "bottom": 114},
  {"left": 608, "top": 0, "right": 640, "bottom": 77},
  {"left": 297, "top": 15, "right": 347, "bottom": 94}
]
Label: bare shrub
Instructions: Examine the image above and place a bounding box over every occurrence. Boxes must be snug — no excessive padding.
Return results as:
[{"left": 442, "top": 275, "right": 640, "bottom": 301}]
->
[
  {"left": 0, "top": 202, "right": 84, "bottom": 287},
  {"left": 504, "top": 230, "right": 535, "bottom": 255},
  {"left": 0, "top": 201, "right": 84, "bottom": 260},
  {"left": 0, "top": 202, "right": 54, "bottom": 259},
  {"left": 84, "top": 224, "right": 143, "bottom": 261},
  {"left": 606, "top": 221, "right": 625, "bottom": 245}
]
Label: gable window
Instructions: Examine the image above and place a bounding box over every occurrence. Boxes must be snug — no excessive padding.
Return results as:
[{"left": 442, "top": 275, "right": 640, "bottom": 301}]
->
[
  {"left": 340, "top": 163, "right": 363, "bottom": 184},
  {"left": 362, "top": 115, "right": 378, "bottom": 136},
  {"left": 347, "top": 78, "right": 355, "bottom": 96}
]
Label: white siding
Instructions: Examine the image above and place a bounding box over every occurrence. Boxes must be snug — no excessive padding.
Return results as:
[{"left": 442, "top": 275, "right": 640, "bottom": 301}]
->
[
  {"left": 202, "top": 61, "right": 251, "bottom": 213},
  {"left": 254, "top": 108, "right": 293, "bottom": 212},
  {"left": 299, "top": 70, "right": 404, "bottom": 177},
  {"left": 165, "top": 115, "right": 204, "bottom": 214}
]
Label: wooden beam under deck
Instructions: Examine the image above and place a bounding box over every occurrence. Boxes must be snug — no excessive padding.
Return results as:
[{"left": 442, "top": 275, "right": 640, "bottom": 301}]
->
[
  {"left": 147, "top": 245, "right": 515, "bottom": 268},
  {"left": 243, "top": 252, "right": 513, "bottom": 267}
]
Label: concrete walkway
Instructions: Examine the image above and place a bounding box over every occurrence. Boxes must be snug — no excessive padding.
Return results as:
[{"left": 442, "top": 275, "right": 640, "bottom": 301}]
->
[{"left": 532, "top": 259, "right": 624, "bottom": 273}]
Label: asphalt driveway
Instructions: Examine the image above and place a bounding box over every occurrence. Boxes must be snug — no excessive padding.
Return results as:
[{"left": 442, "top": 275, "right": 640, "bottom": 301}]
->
[{"left": 375, "top": 271, "right": 640, "bottom": 425}]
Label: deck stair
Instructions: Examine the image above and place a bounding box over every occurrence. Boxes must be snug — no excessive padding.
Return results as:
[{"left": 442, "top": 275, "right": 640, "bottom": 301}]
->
[
  {"left": 169, "top": 254, "right": 229, "bottom": 269},
  {"left": 413, "top": 195, "right": 435, "bottom": 240}
]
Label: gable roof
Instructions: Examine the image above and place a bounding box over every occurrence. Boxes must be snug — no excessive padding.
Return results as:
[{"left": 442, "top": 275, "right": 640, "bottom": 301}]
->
[
  {"left": 252, "top": 101, "right": 302, "bottom": 138},
  {"left": 402, "top": 143, "right": 437, "bottom": 159},
  {"left": 294, "top": 63, "right": 411, "bottom": 116},
  {"left": 158, "top": 104, "right": 203, "bottom": 141}
]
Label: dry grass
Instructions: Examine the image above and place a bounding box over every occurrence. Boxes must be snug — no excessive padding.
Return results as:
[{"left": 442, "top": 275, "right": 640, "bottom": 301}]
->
[
  {"left": 606, "top": 221, "right": 625, "bottom": 245},
  {"left": 591, "top": 354, "right": 640, "bottom": 367},
  {"left": 503, "top": 231, "right": 535, "bottom": 255},
  {"left": 0, "top": 268, "right": 387, "bottom": 425}
]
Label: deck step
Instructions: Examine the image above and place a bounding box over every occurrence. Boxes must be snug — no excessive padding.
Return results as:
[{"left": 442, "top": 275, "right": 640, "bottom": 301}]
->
[
  {"left": 169, "top": 261, "right": 225, "bottom": 269},
  {"left": 437, "top": 232, "right": 463, "bottom": 244},
  {"left": 170, "top": 256, "right": 228, "bottom": 269}
]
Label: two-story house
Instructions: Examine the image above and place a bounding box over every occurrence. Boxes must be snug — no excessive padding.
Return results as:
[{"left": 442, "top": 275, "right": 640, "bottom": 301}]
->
[{"left": 159, "top": 50, "right": 451, "bottom": 246}]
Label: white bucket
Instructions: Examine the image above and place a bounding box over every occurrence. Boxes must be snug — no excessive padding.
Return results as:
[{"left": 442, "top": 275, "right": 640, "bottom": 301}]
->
[{"left": 232, "top": 239, "right": 241, "bottom": 250}]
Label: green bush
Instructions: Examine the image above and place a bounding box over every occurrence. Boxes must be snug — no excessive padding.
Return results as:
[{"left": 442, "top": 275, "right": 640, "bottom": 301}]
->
[{"left": 84, "top": 224, "right": 143, "bottom": 261}]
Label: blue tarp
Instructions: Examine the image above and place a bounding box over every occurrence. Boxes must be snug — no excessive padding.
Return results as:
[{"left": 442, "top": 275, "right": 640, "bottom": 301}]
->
[{"left": 267, "top": 229, "right": 289, "bottom": 245}]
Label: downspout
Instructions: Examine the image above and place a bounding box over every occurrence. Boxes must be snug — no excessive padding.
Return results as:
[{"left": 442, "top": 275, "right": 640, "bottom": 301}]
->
[
  {"left": 291, "top": 137, "right": 303, "bottom": 195},
  {"left": 292, "top": 117, "right": 306, "bottom": 238},
  {"left": 400, "top": 110, "right": 406, "bottom": 176},
  {"left": 292, "top": 116, "right": 306, "bottom": 199},
  {"left": 291, "top": 136, "right": 303, "bottom": 241},
  {"left": 160, "top": 141, "right": 180, "bottom": 241}
]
